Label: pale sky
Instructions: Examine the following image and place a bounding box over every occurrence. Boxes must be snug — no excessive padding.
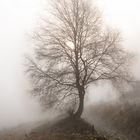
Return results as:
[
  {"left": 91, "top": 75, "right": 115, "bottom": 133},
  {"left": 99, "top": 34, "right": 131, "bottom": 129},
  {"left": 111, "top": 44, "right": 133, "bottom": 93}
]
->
[
  {"left": 97, "top": 0, "right": 140, "bottom": 50},
  {"left": 0, "top": 0, "right": 140, "bottom": 129},
  {"left": 0, "top": 0, "right": 45, "bottom": 129}
]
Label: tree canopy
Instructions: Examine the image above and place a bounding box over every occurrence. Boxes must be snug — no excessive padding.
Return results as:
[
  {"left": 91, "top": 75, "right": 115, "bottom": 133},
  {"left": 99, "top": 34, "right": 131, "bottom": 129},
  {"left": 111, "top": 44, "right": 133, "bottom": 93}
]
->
[{"left": 27, "top": 0, "right": 133, "bottom": 118}]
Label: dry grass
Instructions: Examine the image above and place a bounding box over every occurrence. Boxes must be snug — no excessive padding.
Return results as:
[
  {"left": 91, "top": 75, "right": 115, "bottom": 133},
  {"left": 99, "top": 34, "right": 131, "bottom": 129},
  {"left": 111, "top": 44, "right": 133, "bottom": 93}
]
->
[
  {"left": 86, "top": 101, "right": 140, "bottom": 140},
  {"left": 0, "top": 116, "right": 109, "bottom": 140}
]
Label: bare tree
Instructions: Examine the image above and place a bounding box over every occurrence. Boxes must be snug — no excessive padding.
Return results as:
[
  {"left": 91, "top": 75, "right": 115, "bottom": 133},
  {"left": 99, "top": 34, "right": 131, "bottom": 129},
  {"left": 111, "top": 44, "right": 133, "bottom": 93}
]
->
[{"left": 27, "top": 0, "right": 133, "bottom": 118}]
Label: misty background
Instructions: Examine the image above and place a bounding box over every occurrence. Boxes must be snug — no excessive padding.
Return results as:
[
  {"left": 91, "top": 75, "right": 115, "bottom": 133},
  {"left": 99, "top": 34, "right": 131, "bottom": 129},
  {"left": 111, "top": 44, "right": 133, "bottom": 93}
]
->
[{"left": 0, "top": 0, "right": 140, "bottom": 130}]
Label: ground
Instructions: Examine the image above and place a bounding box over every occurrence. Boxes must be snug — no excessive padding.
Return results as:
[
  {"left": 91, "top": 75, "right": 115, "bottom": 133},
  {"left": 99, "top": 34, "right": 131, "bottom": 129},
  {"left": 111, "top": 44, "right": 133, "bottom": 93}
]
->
[
  {"left": 0, "top": 116, "right": 109, "bottom": 140},
  {"left": 25, "top": 116, "right": 108, "bottom": 140}
]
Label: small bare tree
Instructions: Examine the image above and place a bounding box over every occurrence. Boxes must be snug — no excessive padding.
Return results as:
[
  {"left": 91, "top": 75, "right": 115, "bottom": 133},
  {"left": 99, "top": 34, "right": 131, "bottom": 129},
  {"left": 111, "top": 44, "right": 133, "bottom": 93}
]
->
[{"left": 27, "top": 0, "right": 133, "bottom": 118}]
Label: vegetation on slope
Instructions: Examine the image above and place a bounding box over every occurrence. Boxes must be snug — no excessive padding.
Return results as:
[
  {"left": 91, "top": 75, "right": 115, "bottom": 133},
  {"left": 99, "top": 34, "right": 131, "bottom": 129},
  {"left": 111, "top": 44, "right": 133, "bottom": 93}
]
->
[
  {"left": 26, "top": 116, "right": 109, "bottom": 140},
  {"left": 86, "top": 101, "right": 140, "bottom": 140}
]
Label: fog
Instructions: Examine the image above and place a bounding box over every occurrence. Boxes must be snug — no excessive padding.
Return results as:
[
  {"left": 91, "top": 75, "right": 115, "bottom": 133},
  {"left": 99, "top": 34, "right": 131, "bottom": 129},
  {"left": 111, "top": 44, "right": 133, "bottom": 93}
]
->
[
  {"left": 0, "top": 0, "right": 45, "bottom": 129},
  {"left": 0, "top": 0, "right": 140, "bottom": 130}
]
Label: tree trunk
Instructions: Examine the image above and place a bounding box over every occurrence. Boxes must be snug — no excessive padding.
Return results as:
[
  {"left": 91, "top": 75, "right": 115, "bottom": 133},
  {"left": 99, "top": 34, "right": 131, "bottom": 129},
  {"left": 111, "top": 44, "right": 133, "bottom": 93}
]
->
[{"left": 74, "top": 90, "right": 85, "bottom": 118}]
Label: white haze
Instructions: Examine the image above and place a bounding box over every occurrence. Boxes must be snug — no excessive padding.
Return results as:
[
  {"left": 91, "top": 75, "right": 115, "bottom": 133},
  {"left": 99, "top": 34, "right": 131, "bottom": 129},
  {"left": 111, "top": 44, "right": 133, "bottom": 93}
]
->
[
  {"left": 0, "top": 0, "right": 140, "bottom": 130},
  {"left": 0, "top": 0, "right": 46, "bottom": 130}
]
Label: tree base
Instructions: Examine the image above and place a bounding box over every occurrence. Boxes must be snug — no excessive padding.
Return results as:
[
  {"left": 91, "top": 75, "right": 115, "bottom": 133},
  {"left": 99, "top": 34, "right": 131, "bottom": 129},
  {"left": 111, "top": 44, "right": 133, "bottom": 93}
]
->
[{"left": 50, "top": 116, "right": 96, "bottom": 135}]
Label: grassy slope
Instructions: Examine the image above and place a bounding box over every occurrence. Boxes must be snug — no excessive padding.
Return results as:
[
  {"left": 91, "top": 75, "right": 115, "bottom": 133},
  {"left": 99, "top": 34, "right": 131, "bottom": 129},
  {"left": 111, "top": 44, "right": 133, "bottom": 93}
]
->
[
  {"left": 25, "top": 117, "right": 109, "bottom": 140},
  {"left": 85, "top": 101, "right": 140, "bottom": 140},
  {"left": 0, "top": 116, "right": 110, "bottom": 140}
]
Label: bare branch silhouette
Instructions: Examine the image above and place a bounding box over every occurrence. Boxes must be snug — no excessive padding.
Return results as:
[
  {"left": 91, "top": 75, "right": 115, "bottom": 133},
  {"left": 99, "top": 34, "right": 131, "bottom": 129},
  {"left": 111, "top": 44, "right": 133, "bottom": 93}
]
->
[{"left": 26, "top": 0, "right": 134, "bottom": 118}]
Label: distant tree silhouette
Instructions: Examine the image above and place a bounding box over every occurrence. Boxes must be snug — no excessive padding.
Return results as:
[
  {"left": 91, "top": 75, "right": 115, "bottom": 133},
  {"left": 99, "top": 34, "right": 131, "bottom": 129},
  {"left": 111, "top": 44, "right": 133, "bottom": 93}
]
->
[{"left": 27, "top": 0, "right": 133, "bottom": 118}]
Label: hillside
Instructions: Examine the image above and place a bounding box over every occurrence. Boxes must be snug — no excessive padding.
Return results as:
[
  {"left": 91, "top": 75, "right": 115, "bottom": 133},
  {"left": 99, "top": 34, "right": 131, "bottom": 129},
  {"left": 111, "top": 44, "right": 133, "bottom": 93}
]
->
[
  {"left": 0, "top": 116, "right": 120, "bottom": 140},
  {"left": 85, "top": 101, "right": 140, "bottom": 140}
]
